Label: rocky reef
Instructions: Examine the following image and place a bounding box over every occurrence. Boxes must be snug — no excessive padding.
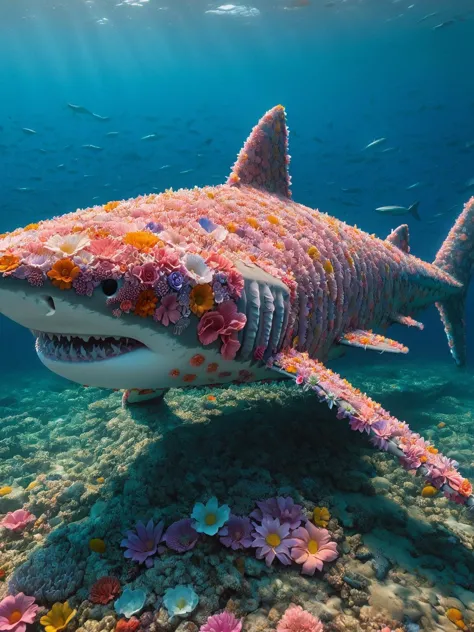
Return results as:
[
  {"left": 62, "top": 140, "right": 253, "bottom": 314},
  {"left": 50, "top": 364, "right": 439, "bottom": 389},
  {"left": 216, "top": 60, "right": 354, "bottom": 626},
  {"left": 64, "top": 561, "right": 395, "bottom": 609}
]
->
[{"left": 1, "top": 358, "right": 474, "bottom": 632}]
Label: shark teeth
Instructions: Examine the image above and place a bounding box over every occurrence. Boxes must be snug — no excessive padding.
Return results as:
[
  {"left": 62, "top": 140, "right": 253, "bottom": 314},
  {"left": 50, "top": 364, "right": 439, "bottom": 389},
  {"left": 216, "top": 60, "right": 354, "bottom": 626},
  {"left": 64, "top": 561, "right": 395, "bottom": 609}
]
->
[{"left": 35, "top": 333, "right": 144, "bottom": 363}]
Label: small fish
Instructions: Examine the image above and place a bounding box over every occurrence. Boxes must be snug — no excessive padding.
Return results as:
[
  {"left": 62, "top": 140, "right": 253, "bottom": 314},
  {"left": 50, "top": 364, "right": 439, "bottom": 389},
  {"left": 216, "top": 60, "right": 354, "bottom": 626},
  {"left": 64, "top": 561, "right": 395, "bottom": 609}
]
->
[
  {"left": 363, "top": 137, "right": 386, "bottom": 150},
  {"left": 67, "top": 103, "right": 93, "bottom": 115},
  {"left": 159, "top": 164, "right": 170, "bottom": 170},
  {"left": 22, "top": 127, "right": 36, "bottom": 135},
  {"left": 106, "top": 132, "right": 120, "bottom": 136},
  {"left": 82, "top": 144, "right": 103, "bottom": 151},
  {"left": 432, "top": 20, "right": 455, "bottom": 30},
  {"left": 381, "top": 147, "right": 397, "bottom": 153},
  {"left": 91, "top": 113, "right": 110, "bottom": 121},
  {"left": 341, "top": 187, "right": 362, "bottom": 193},
  {"left": 16, "top": 187, "right": 34, "bottom": 192},
  {"left": 406, "top": 182, "right": 422, "bottom": 190},
  {"left": 375, "top": 202, "right": 421, "bottom": 220},
  {"left": 141, "top": 134, "right": 159, "bottom": 141},
  {"left": 180, "top": 169, "right": 194, "bottom": 174},
  {"left": 417, "top": 11, "right": 438, "bottom": 23}
]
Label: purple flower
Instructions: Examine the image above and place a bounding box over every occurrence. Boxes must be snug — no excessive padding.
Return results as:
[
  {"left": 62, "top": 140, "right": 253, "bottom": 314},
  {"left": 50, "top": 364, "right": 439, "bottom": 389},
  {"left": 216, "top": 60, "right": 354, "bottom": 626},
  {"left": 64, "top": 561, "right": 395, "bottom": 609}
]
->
[
  {"left": 146, "top": 222, "right": 163, "bottom": 233},
  {"left": 251, "top": 517, "right": 293, "bottom": 566},
  {"left": 73, "top": 270, "right": 99, "bottom": 296},
  {"left": 168, "top": 271, "right": 184, "bottom": 291},
  {"left": 120, "top": 519, "right": 165, "bottom": 568},
  {"left": 250, "top": 497, "right": 304, "bottom": 530},
  {"left": 155, "top": 276, "right": 169, "bottom": 297},
  {"left": 26, "top": 268, "right": 44, "bottom": 287},
  {"left": 163, "top": 518, "right": 199, "bottom": 552},
  {"left": 218, "top": 515, "right": 253, "bottom": 550}
]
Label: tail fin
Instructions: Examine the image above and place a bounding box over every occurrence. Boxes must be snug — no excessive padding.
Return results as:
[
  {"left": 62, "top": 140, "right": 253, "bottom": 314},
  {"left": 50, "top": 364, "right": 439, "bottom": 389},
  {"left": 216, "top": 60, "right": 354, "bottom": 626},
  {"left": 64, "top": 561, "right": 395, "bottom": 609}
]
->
[
  {"left": 409, "top": 201, "right": 421, "bottom": 220},
  {"left": 434, "top": 196, "right": 474, "bottom": 366}
]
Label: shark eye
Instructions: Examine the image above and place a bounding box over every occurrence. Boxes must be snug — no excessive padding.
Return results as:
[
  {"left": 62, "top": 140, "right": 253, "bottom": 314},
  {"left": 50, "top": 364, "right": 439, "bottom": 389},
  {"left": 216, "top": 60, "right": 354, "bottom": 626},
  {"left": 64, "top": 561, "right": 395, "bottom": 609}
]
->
[{"left": 101, "top": 279, "right": 118, "bottom": 297}]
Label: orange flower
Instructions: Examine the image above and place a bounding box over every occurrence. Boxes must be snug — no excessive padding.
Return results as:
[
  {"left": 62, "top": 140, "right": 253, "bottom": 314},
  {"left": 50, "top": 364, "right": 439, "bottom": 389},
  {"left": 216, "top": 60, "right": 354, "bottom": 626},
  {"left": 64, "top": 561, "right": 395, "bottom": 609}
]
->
[
  {"left": 0, "top": 254, "right": 20, "bottom": 273},
  {"left": 124, "top": 231, "right": 159, "bottom": 251},
  {"left": 189, "top": 284, "right": 214, "bottom": 316},
  {"left": 247, "top": 217, "right": 259, "bottom": 229},
  {"left": 183, "top": 374, "right": 197, "bottom": 383},
  {"left": 47, "top": 259, "right": 80, "bottom": 289},
  {"left": 227, "top": 222, "right": 237, "bottom": 233},
  {"left": 104, "top": 201, "right": 120, "bottom": 212},
  {"left": 24, "top": 223, "right": 39, "bottom": 231},
  {"left": 307, "top": 246, "right": 320, "bottom": 260},
  {"left": 190, "top": 354, "right": 205, "bottom": 367},
  {"left": 459, "top": 478, "right": 472, "bottom": 497},
  {"left": 134, "top": 290, "right": 157, "bottom": 317},
  {"left": 207, "top": 395, "right": 216, "bottom": 401},
  {"left": 207, "top": 363, "right": 218, "bottom": 373},
  {"left": 267, "top": 214, "right": 279, "bottom": 225}
]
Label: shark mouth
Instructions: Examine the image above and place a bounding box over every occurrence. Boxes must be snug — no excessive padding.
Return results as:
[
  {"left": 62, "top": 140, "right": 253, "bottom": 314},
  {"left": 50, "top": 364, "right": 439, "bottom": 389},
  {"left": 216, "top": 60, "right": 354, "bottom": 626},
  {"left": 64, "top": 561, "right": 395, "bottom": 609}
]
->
[{"left": 33, "top": 332, "right": 145, "bottom": 362}]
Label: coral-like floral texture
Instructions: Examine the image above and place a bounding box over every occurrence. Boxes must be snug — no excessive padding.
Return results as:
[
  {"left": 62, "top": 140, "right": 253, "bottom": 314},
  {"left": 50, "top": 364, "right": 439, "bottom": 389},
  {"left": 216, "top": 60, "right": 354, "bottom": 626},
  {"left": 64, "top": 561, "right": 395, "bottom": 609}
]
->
[
  {"left": 199, "top": 611, "right": 242, "bottom": 632},
  {"left": 276, "top": 605, "right": 323, "bottom": 632},
  {"left": 89, "top": 577, "right": 121, "bottom": 604}
]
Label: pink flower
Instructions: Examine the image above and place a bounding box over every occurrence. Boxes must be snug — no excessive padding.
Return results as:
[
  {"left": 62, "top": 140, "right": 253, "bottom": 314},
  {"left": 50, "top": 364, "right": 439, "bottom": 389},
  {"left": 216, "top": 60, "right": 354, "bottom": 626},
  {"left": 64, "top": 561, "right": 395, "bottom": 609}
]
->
[
  {"left": 132, "top": 262, "right": 159, "bottom": 287},
  {"left": 1, "top": 510, "right": 36, "bottom": 532},
  {"left": 120, "top": 300, "right": 133, "bottom": 312},
  {"left": 220, "top": 333, "right": 241, "bottom": 361},
  {"left": 226, "top": 269, "right": 244, "bottom": 297},
  {"left": 152, "top": 247, "right": 183, "bottom": 272},
  {"left": 197, "top": 311, "right": 225, "bottom": 345},
  {"left": 205, "top": 252, "right": 235, "bottom": 273},
  {"left": 218, "top": 301, "right": 246, "bottom": 335},
  {"left": 276, "top": 605, "right": 323, "bottom": 632},
  {"left": 0, "top": 593, "right": 38, "bottom": 632},
  {"left": 197, "top": 301, "right": 246, "bottom": 360},
  {"left": 288, "top": 522, "right": 338, "bottom": 575},
  {"left": 154, "top": 294, "right": 181, "bottom": 326},
  {"left": 199, "top": 611, "right": 242, "bottom": 632},
  {"left": 89, "top": 238, "right": 118, "bottom": 259}
]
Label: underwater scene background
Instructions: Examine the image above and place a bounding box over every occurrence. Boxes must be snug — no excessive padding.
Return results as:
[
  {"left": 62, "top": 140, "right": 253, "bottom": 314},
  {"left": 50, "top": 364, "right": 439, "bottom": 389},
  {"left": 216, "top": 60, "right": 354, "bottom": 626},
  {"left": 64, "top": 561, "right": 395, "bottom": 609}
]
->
[{"left": 2, "top": 0, "right": 474, "bottom": 631}]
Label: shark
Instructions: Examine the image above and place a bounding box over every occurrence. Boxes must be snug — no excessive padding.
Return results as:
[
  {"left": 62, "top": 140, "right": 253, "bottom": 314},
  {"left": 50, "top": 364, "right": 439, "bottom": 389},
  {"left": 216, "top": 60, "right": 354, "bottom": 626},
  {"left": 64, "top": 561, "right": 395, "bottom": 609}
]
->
[{"left": 0, "top": 105, "right": 473, "bottom": 509}]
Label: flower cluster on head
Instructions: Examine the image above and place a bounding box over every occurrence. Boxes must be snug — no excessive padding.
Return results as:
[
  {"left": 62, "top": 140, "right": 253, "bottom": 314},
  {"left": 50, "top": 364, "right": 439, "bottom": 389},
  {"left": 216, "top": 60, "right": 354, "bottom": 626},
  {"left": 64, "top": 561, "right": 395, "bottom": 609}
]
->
[{"left": 0, "top": 198, "right": 248, "bottom": 361}]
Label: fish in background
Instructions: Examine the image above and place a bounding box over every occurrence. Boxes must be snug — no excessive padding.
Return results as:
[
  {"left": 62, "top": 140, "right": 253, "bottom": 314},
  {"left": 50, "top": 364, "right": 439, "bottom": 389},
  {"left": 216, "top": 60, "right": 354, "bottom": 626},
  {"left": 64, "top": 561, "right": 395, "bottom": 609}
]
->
[{"left": 375, "top": 202, "right": 421, "bottom": 220}]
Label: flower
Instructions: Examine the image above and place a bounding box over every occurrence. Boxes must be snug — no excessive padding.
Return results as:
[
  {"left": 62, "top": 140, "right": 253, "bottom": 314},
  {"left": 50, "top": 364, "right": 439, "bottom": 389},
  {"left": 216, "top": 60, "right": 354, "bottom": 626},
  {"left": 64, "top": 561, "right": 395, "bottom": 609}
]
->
[
  {"left": 1, "top": 509, "right": 36, "bottom": 532},
  {"left": 250, "top": 497, "right": 304, "bottom": 530},
  {"left": 89, "top": 577, "right": 121, "bottom": 604},
  {"left": 44, "top": 233, "right": 90, "bottom": 256},
  {"left": 276, "top": 605, "right": 323, "bottom": 632},
  {"left": 89, "top": 538, "right": 106, "bottom": 553},
  {"left": 145, "top": 221, "right": 163, "bottom": 233},
  {"left": 47, "top": 259, "right": 80, "bottom": 290},
  {"left": 132, "top": 262, "right": 159, "bottom": 287},
  {"left": 191, "top": 497, "right": 230, "bottom": 536},
  {"left": 197, "top": 302, "right": 246, "bottom": 360},
  {"left": 163, "top": 585, "right": 199, "bottom": 618},
  {"left": 120, "top": 519, "right": 165, "bottom": 567},
  {"left": 163, "top": 519, "right": 199, "bottom": 552},
  {"left": 124, "top": 231, "right": 159, "bottom": 250},
  {"left": 0, "top": 254, "right": 20, "bottom": 273},
  {"left": 289, "top": 522, "right": 338, "bottom": 575},
  {"left": 0, "top": 593, "right": 38, "bottom": 632},
  {"left": 134, "top": 289, "right": 158, "bottom": 317},
  {"left": 218, "top": 515, "right": 253, "bottom": 550},
  {"left": 116, "top": 618, "right": 140, "bottom": 632},
  {"left": 183, "top": 253, "right": 213, "bottom": 284},
  {"left": 197, "top": 310, "right": 225, "bottom": 345},
  {"left": 313, "top": 506, "right": 330, "bottom": 528},
  {"left": 160, "top": 229, "right": 188, "bottom": 250},
  {"left": 114, "top": 589, "right": 146, "bottom": 619},
  {"left": 154, "top": 294, "right": 181, "bottom": 326},
  {"left": 199, "top": 611, "right": 242, "bottom": 632},
  {"left": 168, "top": 271, "right": 184, "bottom": 291},
  {"left": 89, "top": 238, "right": 119, "bottom": 258},
  {"left": 189, "top": 284, "right": 214, "bottom": 316},
  {"left": 251, "top": 517, "right": 294, "bottom": 566},
  {"left": 40, "top": 602, "right": 76, "bottom": 632}
]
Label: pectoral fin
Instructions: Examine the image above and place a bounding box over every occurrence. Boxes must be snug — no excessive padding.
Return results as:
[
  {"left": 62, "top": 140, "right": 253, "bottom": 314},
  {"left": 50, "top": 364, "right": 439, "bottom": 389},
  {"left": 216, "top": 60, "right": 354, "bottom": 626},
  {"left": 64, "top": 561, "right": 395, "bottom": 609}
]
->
[
  {"left": 270, "top": 349, "right": 473, "bottom": 509},
  {"left": 338, "top": 330, "right": 408, "bottom": 354}
]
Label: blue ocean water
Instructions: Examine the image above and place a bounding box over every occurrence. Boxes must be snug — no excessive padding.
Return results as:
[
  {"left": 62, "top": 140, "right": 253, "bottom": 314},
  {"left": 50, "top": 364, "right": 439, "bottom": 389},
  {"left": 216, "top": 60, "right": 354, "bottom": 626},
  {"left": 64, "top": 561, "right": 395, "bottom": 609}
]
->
[{"left": 2, "top": 3, "right": 474, "bottom": 631}]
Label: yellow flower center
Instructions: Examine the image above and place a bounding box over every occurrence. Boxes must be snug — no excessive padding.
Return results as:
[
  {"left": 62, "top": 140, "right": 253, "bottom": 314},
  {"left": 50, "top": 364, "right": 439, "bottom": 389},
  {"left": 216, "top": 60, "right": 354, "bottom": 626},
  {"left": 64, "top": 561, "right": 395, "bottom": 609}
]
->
[
  {"left": 308, "top": 539, "right": 319, "bottom": 555},
  {"left": 9, "top": 611, "right": 22, "bottom": 625},
  {"left": 61, "top": 244, "right": 74, "bottom": 255},
  {"left": 176, "top": 598, "right": 187, "bottom": 609},
  {"left": 205, "top": 513, "right": 217, "bottom": 526},
  {"left": 265, "top": 533, "right": 281, "bottom": 548}
]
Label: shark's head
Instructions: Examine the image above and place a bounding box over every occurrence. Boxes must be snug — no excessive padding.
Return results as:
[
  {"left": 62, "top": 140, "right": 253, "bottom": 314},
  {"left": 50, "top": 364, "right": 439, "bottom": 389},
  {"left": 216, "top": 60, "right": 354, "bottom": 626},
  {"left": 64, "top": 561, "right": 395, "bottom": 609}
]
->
[{"left": 0, "top": 191, "right": 254, "bottom": 390}]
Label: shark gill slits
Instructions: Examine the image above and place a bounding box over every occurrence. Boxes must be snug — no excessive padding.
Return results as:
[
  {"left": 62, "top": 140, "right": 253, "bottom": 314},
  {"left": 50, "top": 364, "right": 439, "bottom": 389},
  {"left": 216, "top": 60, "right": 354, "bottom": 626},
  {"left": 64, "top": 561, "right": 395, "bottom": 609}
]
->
[
  {"left": 41, "top": 295, "right": 56, "bottom": 315},
  {"left": 101, "top": 279, "right": 118, "bottom": 297}
]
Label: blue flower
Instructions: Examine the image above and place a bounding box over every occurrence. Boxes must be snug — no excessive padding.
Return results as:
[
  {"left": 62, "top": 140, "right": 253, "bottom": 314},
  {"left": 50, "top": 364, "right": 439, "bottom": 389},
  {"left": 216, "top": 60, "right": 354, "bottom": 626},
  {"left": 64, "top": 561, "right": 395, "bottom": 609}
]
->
[
  {"left": 168, "top": 271, "right": 183, "bottom": 291},
  {"left": 163, "top": 585, "right": 199, "bottom": 617},
  {"left": 191, "top": 496, "right": 230, "bottom": 536},
  {"left": 114, "top": 588, "right": 146, "bottom": 618},
  {"left": 198, "top": 217, "right": 218, "bottom": 233},
  {"left": 146, "top": 222, "right": 163, "bottom": 234}
]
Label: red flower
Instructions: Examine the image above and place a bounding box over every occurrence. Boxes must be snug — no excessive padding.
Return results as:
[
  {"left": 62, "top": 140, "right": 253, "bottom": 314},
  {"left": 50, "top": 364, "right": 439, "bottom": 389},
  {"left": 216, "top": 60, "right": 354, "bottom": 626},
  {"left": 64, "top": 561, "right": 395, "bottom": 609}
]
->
[
  {"left": 116, "top": 618, "right": 140, "bottom": 632},
  {"left": 90, "top": 576, "right": 121, "bottom": 604}
]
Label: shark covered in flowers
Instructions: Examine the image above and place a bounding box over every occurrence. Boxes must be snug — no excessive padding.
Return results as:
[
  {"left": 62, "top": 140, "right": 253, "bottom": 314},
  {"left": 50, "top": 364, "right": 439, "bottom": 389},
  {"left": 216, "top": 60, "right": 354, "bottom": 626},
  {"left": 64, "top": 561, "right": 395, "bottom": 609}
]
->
[{"left": 0, "top": 105, "right": 473, "bottom": 508}]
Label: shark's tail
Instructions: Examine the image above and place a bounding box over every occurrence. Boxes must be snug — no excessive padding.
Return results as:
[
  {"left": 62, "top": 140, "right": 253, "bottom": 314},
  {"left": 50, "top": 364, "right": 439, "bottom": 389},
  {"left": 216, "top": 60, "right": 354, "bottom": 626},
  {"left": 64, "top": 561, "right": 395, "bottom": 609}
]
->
[{"left": 434, "top": 196, "right": 474, "bottom": 366}]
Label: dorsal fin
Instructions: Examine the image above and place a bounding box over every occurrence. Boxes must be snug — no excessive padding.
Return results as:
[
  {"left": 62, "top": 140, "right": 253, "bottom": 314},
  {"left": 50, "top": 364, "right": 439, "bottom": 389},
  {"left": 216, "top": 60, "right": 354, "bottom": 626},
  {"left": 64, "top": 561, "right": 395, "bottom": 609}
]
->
[
  {"left": 385, "top": 224, "right": 410, "bottom": 253},
  {"left": 227, "top": 105, "right": 291, "bottom": 198}
]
